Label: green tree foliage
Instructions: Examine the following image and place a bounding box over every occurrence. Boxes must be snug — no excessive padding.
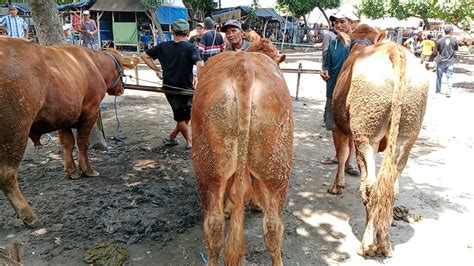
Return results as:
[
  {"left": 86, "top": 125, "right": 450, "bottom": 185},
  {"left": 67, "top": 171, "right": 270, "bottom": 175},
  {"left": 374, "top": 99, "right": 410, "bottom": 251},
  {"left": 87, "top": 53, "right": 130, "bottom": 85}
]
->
[
  {"left": 140, "top": 0, "right": 161, "bottom": 10},
  {"left": 248, "top": 0, "right": 259, "bottom": 19},
  {"left": 358, "top": 0, "right": 473, "bottom": 30},
  {"left": 438, "top": 0, "right": 473, "bottom": 29},
  {"left": 276, "top": 0, "right": 340, "bottom": 25},
  {"left": 183, "top": 0, "right": 216, "bottom": 21}
]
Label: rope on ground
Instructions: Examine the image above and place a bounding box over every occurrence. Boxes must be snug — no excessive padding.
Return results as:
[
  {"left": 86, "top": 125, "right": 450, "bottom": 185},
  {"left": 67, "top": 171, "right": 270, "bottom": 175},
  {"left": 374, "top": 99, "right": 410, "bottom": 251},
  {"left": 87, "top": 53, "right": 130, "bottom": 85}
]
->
[
  {"left": 112, "top": 96, "right": 126, "bottom": 141},
  {"left": 124, "top": 75, "right": 194, "bottom": 95}
]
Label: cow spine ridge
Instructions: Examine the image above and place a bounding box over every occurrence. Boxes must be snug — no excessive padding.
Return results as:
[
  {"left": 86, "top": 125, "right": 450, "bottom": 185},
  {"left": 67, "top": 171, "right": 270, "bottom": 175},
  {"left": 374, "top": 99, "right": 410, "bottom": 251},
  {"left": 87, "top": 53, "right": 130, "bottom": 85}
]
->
[
  {"left": 225, "top": 62, "right": 255, "bottom": 263},
  {"left": 368, "top": 44, "right": 406, "bottom": 235}
]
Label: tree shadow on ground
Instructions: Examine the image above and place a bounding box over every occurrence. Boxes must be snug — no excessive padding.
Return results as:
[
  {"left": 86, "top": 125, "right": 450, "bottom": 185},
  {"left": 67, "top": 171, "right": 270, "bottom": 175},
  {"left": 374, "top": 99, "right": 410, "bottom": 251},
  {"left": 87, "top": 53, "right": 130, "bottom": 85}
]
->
[{"left": 454, "top": 81, "right": 474, "bottom": 92}]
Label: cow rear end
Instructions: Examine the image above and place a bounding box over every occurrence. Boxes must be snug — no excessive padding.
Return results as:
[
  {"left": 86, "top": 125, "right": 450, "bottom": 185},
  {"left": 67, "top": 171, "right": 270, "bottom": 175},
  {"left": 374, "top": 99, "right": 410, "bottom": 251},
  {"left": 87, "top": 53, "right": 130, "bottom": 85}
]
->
[{"left": 192, "top": 51, "right": 293, "bottom": 265}]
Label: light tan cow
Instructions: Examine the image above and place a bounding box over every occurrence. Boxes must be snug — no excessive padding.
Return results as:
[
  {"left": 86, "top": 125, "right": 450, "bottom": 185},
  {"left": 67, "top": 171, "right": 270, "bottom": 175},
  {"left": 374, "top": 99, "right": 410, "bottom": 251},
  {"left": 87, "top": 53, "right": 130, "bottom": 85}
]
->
[
  {"left": 192, "top": 39, "right": 292, "bottom": 265},
  {"left": 329, "top": 25, "right": 429, "bottom": 257}
]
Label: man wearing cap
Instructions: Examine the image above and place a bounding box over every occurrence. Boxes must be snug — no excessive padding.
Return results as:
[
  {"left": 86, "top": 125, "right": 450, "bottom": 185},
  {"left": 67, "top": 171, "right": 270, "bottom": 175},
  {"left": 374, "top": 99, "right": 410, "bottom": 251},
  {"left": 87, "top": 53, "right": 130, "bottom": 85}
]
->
[
  {"left": 320, "top": 9, "right": 359, "bottom": 176},
  {"left": 222, "top": 19, "right": 250, "bottom": 52},
  {"left": 80, "top": 10, "right": 97, "bottom": 49},
  {"left": 141, "top": 19, "right": 204, "bottom": 149},
  {"left": 435, "top": 26, "right": 458, "bottom": 97},
  {"left": 198, "top": 17, "right": 225, "bottom": 62},
  {"left": 0, "top": 5, "right": 28, "bottom": 39},
  {"left": 189, "top": 23, "right": 204, "bottom": 47}
]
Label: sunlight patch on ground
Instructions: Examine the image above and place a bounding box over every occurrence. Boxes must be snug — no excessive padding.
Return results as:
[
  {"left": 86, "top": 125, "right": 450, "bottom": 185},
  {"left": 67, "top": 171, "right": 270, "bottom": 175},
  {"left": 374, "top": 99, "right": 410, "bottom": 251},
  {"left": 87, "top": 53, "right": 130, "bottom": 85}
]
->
[{"left": 132, "top": 159, "right": 157, "bottom": 171}]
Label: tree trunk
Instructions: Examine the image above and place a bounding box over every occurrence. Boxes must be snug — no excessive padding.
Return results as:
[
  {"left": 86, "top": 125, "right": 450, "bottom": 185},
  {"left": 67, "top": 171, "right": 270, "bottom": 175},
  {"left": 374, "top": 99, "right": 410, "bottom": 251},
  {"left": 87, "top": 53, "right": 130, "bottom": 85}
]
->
[
  {"left": 28, "top": 0, "right": 65, "bottom": 45},
  {"left": 318, "top": 7, "right": 331, "bottom": 28},
  {"left": 147, "top": 8, "right": 165, "bottom": 42},
  {"left": 422, "top": 18, "right": 430, "bottom": 30},
  {"left": 183, "top": 1, "right": 196, "bottom": 22},
  {"left": 28, "top": 0, "right": 108, "bottom": 150}
]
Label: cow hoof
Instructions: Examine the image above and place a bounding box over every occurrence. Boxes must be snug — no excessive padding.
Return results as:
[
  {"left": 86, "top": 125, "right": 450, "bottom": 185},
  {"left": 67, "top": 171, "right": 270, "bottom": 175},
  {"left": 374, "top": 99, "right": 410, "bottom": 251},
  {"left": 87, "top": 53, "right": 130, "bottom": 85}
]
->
[
  {"left": 82, "top": 169, "right": 100, "bottom": 177},
  {"left": 358, "top": 243, "right": 393, "bottom": 258},
  {"left": 328, "top": 184, "right": 344, "bottom": 194},
  {"left": 67, "top": 172, "right": 81, "bottom": 180},
  {"left": 19, "top": 210, "right": 38, "bottom": 227}
]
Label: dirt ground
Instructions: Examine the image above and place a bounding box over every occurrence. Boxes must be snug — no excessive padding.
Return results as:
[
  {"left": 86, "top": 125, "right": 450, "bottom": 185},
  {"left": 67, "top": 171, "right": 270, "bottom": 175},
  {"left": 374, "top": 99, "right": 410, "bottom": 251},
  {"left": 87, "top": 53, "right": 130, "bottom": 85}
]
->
[{"left": 1, "top": 50, "right": 473, "bottom": 265}]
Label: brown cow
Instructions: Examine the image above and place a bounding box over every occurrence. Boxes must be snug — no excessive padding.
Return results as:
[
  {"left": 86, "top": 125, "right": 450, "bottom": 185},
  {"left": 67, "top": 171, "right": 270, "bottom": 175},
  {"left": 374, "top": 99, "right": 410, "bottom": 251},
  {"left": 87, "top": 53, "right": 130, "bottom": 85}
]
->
[
  {"left": 0, "top": 38, "right": 138, "bottom": 225},
  {"left": 192, "top": 39, "right": 292, "bottom": 265},
  {"left": 329, "top": 25, "right": 429, "bottom": 257},
  {"left": 245, "top": 29, "right": 262, "bottom": 42}
]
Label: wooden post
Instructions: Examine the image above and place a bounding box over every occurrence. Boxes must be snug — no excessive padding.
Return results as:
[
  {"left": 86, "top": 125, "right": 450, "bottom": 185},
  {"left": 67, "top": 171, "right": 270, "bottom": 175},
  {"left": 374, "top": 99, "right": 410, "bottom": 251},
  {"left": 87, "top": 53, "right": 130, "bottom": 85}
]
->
[
  {"left": 97, "top": 11, "right": 103, "bottom": 49},
  {"left": 295, "top": 62, "right": 302, "bottom": 100},
  {"left": 281, "top": 14, "right": 288, "bottom": 52},
  {"left": 135, "top": 65, "right": 139, "bottom": 85},
  {"left": 112, "top": 11, "right": 115, "bottom": 48},
  {"left": 263, "top": 20, "right": 269, "bottom": 38},
  {"left": 135, "top": 12, "right": 139, "bottom": 54}
]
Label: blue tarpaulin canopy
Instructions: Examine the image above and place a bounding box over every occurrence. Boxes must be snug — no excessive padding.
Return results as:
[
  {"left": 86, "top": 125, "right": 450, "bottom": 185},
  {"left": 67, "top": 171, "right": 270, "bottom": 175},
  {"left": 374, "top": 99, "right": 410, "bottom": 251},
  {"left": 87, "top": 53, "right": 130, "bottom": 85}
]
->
[
  {"left": 155, "top": 5, "right": 187, "bottom": 25},
  {"left": 58, "top": 0, "right": 95, "bottom": 11},
  {"left": 10, "top": 3, "right": 31, "bottom": 13},
  {"left": 211, "top": 6, "right": 251, "bottom": 16}
]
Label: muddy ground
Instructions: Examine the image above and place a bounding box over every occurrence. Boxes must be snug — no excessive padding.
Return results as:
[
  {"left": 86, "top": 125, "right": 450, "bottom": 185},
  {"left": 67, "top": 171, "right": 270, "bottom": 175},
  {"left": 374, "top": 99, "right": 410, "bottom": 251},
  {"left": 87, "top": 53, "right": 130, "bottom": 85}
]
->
[{"left": 1, "top": 51, "right": 473, "bottom": 265}]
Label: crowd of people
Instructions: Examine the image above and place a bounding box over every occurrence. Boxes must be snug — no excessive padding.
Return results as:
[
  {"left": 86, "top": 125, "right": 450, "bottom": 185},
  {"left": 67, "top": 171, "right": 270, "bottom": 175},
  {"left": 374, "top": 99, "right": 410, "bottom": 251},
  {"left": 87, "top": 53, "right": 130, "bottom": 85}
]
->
[{"left": 140, "top": 16, "right": 259, "bottom": 150}]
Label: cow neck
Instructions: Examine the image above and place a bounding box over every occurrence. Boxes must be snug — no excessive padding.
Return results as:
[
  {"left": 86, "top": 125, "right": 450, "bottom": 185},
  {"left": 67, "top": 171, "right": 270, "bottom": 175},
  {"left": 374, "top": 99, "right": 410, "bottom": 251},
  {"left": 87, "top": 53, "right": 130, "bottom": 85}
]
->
[
  {"left": 104, "top": 52, "right": 124, "bottom": 92},
  {"left": 349, "top": 38, "right": 373, "bottom": 51}
]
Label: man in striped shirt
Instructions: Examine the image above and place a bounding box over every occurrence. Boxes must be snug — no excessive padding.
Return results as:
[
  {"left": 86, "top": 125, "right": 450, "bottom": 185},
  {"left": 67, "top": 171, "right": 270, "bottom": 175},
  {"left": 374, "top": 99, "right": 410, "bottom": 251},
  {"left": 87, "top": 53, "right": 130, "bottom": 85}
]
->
[
  {"left": 0, "top": 5, "right": 28, "bottom": 39},
  {"left": 198, "top": 17, "right": 225, "bottom": 62}
]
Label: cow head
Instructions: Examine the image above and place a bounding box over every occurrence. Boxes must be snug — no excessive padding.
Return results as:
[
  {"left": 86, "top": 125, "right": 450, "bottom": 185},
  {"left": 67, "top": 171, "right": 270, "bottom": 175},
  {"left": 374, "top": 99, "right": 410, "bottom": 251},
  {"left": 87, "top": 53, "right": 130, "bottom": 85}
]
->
[
  {"left": 247, "top": 38, "right": 286, "bottom": 65},
  {"left": 104, "top": 49, "right": 139, "bottom": 96},
  {"left": 351, "top": 24, "right": 386, "bottom": 50},
  {"left": 245, "top": 30, "right": 261, "bottom": 42},
  {"left": 337, "top": 24, "right": 386, "bottom": 51}
]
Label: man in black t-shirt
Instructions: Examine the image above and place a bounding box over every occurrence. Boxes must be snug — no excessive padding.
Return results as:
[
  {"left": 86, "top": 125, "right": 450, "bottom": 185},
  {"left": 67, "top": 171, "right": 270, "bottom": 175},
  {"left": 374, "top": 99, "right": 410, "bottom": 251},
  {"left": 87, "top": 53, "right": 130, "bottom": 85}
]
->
[
  {"left": 141, "top": 19, "right": 204, "bottom": 149},
  {"left": 435, "top": 26, "right": 458, "bottom": 97}
]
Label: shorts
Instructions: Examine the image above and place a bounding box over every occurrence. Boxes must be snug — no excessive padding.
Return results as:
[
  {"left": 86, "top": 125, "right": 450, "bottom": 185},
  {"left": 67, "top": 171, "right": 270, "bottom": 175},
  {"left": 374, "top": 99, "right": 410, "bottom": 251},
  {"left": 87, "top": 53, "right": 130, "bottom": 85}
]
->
[
  {"left": 324, "top": 97, "right": 334, "bottom": 131},
  {"left": 165, "top": 93, "right": 193, "bottom": 122},
  {"left": 420, "top": 54, "right": 431, "bottom": 63}
]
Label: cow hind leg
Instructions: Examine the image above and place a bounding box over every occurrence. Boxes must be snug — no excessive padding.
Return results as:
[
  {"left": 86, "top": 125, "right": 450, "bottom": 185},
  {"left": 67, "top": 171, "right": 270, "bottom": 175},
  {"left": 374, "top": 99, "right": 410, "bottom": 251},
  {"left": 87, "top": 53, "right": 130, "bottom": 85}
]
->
[
  {"left": 58, "top": 129, "right": 80, "bottom": 179},
  {"left": 329, "top": 128, "right": 350, "bottom": 194},
  {"left": 253, "top": 177, "right": 285, "bottom": 266},
  {"left": 76, "top": 114, "right": 100, "bottom": 177},
  {"left": 202, "top": 179, "right": 226, "bottom": 266},
  {"left": 224, "top": 169, "right": 247, "bottom": 266},
  {"left": 355, "top": 138, "right": 378, "bottom": 205},
  {"left": 0, "top": 165, "right": 37, "bottom": 225}
]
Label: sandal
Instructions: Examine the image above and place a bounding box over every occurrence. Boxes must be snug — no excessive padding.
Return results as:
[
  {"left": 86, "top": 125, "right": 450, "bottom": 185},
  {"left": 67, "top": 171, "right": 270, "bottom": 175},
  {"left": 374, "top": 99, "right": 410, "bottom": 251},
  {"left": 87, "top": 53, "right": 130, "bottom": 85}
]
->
[
  {"left": 321, "top": 157, "right": 338, "bottom": 165},
  {"left": 163, "top": 137, "right": 179, "bottom": 146},
  {"left": 345, "top": 165, "right": 360, "bottom": 176}
]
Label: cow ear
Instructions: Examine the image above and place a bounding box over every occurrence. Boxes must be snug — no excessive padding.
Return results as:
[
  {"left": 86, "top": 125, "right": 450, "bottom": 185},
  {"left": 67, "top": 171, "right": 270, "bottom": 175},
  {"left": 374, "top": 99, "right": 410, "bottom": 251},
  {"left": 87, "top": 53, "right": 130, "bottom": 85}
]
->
[
  {"left": 337, "top": 31, "right": 351, "bottom": 48},
  {"left": 278, "top": 54, "right": 286, "bottom": 64},
  {"left": 121, "top": 56, "right": 140, "bottom": 69},
  {"left": 374, "top": 31, "right": 387, "bottom": 44}
]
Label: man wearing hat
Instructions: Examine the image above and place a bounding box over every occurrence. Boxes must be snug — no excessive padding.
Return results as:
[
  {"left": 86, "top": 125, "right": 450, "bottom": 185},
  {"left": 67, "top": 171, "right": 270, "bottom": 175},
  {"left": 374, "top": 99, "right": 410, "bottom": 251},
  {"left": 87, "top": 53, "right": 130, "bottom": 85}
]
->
[
  {"left": 80, "top": 10, "right": 97, "bottom": 49},
  {"left": 189, "top": 22, "right": 204, "bottom": 47},
  {"left": 0, "top": 5, "right": 28, "bottom": 39},
  {"left": 320, "top": 9, "right": 359, "bottom": 176},
  {"left": 435, "top": 26, "right": 458, "bottom": 97},
  {"left": 141, "top": 19, "right": 204, "bottom": 149},
  {"left": 222, "top": 19, "right": 250, "bottom": 52},
  {"left": 198, "top": 17, "right": 225, "bottom": 62}
]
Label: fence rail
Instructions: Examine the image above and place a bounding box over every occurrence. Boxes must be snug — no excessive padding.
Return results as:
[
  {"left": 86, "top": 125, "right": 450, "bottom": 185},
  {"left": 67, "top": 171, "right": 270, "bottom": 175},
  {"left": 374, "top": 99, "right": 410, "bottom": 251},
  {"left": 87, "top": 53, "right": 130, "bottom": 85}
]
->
[{"left": 126, "top": 62, "right": 319, "bottom": 100}]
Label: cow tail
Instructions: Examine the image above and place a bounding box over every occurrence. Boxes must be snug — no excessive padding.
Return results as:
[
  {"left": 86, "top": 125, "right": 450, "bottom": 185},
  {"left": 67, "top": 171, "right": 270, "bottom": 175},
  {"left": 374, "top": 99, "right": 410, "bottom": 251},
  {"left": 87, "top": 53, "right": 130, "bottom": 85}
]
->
[
  {"left": 368, "top": 44, "right": 406, "bottom": 236},
  {"left": 226, "top": 63, "right": 254, "bottom": 263}
]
